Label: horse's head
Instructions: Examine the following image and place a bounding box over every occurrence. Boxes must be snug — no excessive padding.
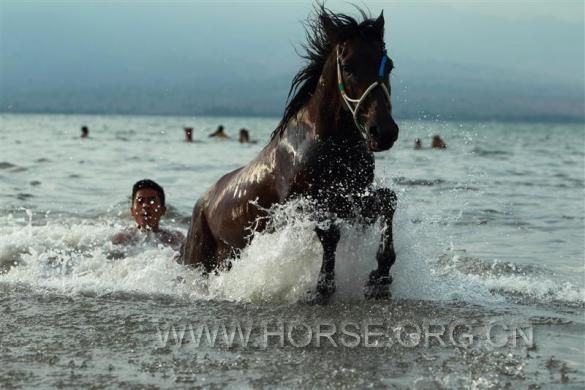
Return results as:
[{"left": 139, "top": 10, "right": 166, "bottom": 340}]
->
[{"left": 323, "top": 10, "right": 399, "bottom": 151}]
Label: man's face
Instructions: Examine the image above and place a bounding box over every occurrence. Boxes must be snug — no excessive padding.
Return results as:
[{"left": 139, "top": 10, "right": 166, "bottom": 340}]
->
[{"left": 131, "top": 188, "right": 166, "bottom": 230}]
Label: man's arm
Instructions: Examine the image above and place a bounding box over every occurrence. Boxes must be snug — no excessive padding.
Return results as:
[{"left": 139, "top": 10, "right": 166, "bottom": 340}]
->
[
  {"left": 158, "top": 229, "right": 185, "bottom": 250},
  {"left": 111, "top": 231, "right": 134, "bottom": 245}
]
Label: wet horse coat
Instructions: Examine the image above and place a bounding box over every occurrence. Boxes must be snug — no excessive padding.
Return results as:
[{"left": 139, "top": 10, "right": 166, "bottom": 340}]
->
[{"left": 181, "top": 7, "right": 399, "bottom": 301}]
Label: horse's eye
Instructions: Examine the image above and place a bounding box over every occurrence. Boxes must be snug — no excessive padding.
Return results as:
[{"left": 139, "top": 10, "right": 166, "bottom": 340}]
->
[{"left": 341, "top": 63, "right": 354, "bottom": 75}]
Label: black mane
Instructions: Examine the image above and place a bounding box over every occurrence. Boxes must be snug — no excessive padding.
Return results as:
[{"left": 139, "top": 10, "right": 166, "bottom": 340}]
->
[{"left": 271, "top": 5, "right": 384, "bottom": 139}]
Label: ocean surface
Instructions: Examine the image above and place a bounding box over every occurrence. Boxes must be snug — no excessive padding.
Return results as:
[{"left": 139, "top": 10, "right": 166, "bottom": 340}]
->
[{"left": 0, "top": 113, "right": 583, "bottom": 388}]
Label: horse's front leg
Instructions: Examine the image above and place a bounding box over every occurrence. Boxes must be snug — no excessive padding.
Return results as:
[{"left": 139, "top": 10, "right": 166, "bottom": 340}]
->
[
  {"left": 313, "top": 222, "right": 340, "bottom": 303},
  {"left": 362, "top": 188, "right": 397, "bottom": 300}
]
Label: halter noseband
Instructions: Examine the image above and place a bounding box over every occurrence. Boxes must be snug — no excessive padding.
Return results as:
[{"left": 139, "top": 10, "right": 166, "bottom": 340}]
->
[{"left": 336, "top": 47, "right": 392, "bottom": 138}]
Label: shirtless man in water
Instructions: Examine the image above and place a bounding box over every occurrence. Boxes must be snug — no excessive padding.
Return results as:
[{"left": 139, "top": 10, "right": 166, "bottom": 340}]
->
[
  {"left": 112, "top": 179, "right": 184, "bottom": 250},
  {"left": 431, "top": 135, "right": 447, "bottom": 149},
  {"left": 209, "top": 125, "right": 229, "bottom": 139}
]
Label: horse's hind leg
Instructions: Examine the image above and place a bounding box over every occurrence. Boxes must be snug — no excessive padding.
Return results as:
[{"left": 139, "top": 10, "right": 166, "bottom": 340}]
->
[
  {"left": 313, "top": 223, "right": 340, "bottom": 303},
  {"left": 361, "top": 188, "right": 397, "bottom": 300}
]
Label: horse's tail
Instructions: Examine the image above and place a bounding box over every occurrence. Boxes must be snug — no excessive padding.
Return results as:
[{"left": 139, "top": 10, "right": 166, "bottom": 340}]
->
[{"left": 180, "top": 199, "right": 218, "bottom": 273}]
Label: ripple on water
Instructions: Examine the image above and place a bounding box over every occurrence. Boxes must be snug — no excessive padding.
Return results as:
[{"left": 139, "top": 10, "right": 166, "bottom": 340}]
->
[
  {"left": 393, "top": 177, "right": 447, "bottom": 186},
  {"left": 0, "top": 162, "right": 17, "bottom": 169},
  {"left": 436, "top": 251, "right": 585, "bottom": 309},
  {"left": 16, "top": 193, "right": 34, "bottom": 200},
  {"left": 471, "top": 146, "right": 513, "bottom": 157},
  {"left": 0, "top": 162, "right": 27, "bottom": 172}
]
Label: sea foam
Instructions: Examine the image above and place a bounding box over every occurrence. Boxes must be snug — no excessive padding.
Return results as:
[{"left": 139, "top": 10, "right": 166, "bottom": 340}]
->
[{"left": 0, "top": 203, "right": 582, "bottom": 308}]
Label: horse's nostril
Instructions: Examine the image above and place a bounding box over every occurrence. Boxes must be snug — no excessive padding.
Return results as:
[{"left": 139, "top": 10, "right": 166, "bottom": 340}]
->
[{"left": 369, "top": 126, "right": 379, "bottom": 137}]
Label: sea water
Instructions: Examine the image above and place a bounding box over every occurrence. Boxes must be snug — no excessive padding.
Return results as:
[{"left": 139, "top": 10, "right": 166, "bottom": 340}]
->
[{"left": 0, "top": 113, "right": 583, "bottom": 387}]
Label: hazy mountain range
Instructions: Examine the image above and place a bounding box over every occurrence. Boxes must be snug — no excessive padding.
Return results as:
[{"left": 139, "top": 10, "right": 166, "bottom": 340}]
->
[{"left": 1, "top": 1, "right": 583, "bottom": 122}]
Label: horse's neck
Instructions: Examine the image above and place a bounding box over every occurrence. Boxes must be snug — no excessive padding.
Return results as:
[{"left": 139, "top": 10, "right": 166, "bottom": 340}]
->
[
  {"left": 307, "top": 59, "right": 361, "bottom": 144},
  {"left": 275, "top": 55, "right": 364, "bottom": 149}
]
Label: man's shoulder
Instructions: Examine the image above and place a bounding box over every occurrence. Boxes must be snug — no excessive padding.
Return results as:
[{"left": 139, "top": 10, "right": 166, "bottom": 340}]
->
[{"left": 157, "top": 228, "right": 185, "bottom": 245}]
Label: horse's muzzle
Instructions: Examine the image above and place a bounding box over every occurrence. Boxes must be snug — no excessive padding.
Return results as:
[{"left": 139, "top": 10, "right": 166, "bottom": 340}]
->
[{"left": 368, "top": 118, "right": 399, "bottom": 152}]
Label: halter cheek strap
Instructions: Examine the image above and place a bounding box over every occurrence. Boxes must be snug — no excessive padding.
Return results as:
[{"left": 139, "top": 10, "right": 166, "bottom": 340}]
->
[{"left": 337, "top": 48, "right": 392, "bottom": 138}]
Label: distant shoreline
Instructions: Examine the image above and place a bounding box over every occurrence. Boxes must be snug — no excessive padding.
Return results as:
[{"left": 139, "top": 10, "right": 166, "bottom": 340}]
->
[{"left": 1, "top": 110, "right": 583, "bottom": 124}]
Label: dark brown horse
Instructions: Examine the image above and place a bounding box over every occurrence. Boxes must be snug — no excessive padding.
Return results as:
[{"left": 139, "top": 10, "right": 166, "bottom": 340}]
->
[{"left": 181, "top": 6, "right": 399, "bottom": 302}]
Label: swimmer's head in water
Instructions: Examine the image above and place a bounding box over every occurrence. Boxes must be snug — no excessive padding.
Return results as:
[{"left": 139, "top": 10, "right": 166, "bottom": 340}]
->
[
  {"left": 81, "top": 126, "right": 89, "bottom": 138},
  {"left": 131, "top": 179, "right": 166, "bottom": 231},
  {"left": 431, "top": 135, "right": 446, "bottom": 149},
  {"left": 209, "top": 125, "right": 229, "bottom": 138},
  {"left": 239, "top": 128, "right": 250, "bottom": 143},
  {"left": 184, "top": 127, "right": 193, "bottom": 142}
]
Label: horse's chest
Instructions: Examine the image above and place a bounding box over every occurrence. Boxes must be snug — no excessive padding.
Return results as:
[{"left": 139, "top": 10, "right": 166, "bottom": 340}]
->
[{"left": 298, "top": 143, "right": 375, "bottom": 196}]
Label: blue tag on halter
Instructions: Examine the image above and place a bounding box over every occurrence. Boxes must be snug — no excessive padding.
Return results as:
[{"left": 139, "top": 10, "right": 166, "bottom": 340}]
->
[{"left": 378, "top": 52, "right": 388, "bottom": 78}]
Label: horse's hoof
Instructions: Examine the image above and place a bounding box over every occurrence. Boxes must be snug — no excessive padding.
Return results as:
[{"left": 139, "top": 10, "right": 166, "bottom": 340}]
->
[
  {"left": 304, "top": 274, "right": 336, "bottom": 305},
  {"left": 364, "top": 285, "right": 391, "bottom": 300},
  {"left": 364, "top": 272, "right": 392, "bottom": 300},
  {"left": 303, "top": 290, "right": 333, "bottom": 305},
  {"left": 317, "top": 274, "right": 336, "bottom": 295}
]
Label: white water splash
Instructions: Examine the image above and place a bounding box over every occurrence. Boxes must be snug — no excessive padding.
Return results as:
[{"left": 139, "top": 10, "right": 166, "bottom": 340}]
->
[{"left": 1, "top": 205, "right": 582, "bottom": 307}]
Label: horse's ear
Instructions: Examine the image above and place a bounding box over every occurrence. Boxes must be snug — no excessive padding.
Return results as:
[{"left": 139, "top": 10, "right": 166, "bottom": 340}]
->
[
  {"left": 374, "top": 10, "right": 385, "bottom": 37},
  {"left": 320, "top": 13, "right": 337, "bottom": 43}
]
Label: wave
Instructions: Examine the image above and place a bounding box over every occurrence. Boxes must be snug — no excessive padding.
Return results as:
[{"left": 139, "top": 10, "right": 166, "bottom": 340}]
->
[
  {"left": 436, "top": 251, "right": 584, "bottom": 308},
  {"left": 391, "top": 177, "right": 479, "bottom": 192},
  {"left": 393, "top": 177, "right": 446, "bottom": 186},
  {"left": 470, "top": 146, "right": 512, "bottom": 157},
  {"left": 0, "top": 161, "right": 27, "bottom": 172},
  {"left": 0, "top": 203, "right": 582, "bottom": 309},
  {"left": 0, "top": 161, "right": 18, "bottom": 169}
]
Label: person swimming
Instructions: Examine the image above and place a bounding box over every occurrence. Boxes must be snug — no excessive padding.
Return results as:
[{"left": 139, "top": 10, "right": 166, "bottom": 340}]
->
[
  {"left": 184, "top": 127, "right": 194, "bottom": 142},
  {"left": 414, "top": 138, "right": 422, "bottom": 149},
  {"left": 239, "top": 128, "right": 250, "bottom": 143},
  {"left": 81, "top": 126, "right": 89, "bottom": 138},
  {"left": 238, "top": 128, "right": 258, "bottom": 144},
  {"left": 111, "top": 179, "right": 184, "bottom": 250},
  {"left": 209, "top": 125, "right": 229, "bottom": 138},
  {"left": 431, "top": 135, "right": 447, "bottom": 149}
]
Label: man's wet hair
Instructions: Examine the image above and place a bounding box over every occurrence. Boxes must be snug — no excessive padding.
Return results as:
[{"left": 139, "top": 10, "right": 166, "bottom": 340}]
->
[{"left": 132, "top": 179, "right": 165, "bottom": 206}]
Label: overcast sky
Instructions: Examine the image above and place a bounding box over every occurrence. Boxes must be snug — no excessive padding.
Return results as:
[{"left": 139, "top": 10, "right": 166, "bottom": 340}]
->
[
  {"left": 1, "top": 0, "right": 583, "bottom": 118},
  {"left": 2, "top": 0, "right": 583, "bottom": 77}
]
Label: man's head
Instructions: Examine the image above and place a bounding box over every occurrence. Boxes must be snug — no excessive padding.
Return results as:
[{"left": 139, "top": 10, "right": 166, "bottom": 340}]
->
[
  {"left": 209, "top": 125, "right": 228, "bottom": 138},
  {"left": 239, "top": 128, "right": 250, "bottom": 143},
  {"left": 131, "top": 179, "right": 166, "bottom": 231},
  {"left": 184, "top": 127, "right": 193, "bottom": 142},
  {"left": 81, "top": 126, "right": 89, "bottom": 138},
  {"left": 431, "top": 135, "right": 446, "bottom": 149}
]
